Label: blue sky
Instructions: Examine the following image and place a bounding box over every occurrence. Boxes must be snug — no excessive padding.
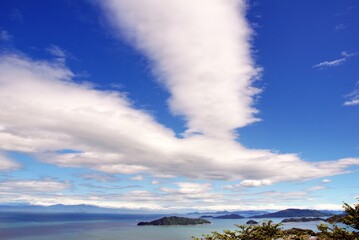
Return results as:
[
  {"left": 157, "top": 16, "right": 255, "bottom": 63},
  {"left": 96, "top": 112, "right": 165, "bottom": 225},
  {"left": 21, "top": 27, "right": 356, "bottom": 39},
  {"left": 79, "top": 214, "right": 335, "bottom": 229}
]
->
[{"left": 0, "top": 0, "right": 358, "bottom": 212}]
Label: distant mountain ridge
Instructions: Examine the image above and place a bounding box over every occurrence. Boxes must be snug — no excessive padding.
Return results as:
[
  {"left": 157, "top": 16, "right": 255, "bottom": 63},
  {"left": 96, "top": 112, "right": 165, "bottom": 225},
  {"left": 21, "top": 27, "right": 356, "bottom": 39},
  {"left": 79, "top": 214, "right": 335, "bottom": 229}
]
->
[
  {"left": 0, "top": 204, "right": 341, "bottom": 217},
  {"left": 253, "top": 209, "right": 332, "bottom": 218},
  {"left": 188, "top": 210, "right": 269, "bottom": 216},
  {"left": 0, "top": 212, "right": 163, "bottom": 222}
]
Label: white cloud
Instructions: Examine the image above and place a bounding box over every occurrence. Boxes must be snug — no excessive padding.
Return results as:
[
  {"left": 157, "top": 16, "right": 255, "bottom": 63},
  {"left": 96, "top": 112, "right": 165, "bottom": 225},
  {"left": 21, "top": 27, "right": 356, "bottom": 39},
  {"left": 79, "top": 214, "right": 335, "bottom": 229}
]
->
[
  {"left": 341, "top": 51, "right": 357, "bottom": 58},
  {"left": 100, "top": 0, "right": 261, "bottom": 139},
  {"left": 81, "top": 183, "right": 141, "bottom": 191},
  {"left": 131, "top": 175, "right": 144, "bottom": 181},
  {"left": 222, "top": 179, "right": 272, "bottom": 189},
  {"left": 176, "top": 182, "right": 212, "bottom": 194},
  {"left": 158, "top": 182, "right": 219, "bottom": 207},
  {"left": 313, "top": 58, "right": 346, "bottom": 68},
  {"left": 46, "top": 45, "right": 67, "bottom": 63},
  {"left": 344, "top": 99, "right": 359, "bottom": 106},
  {"left": 161, "top": 182, "right": 212, "bottom": 195},
  {"left": 0, "top": 154, "right": 21, "bottom": 171},
  {"left": 222, "top": 184, "right": 235, "bottom": 190},
  {"left": 345, "top": 99, "right": 359, "bottom": 106},
  {"left": 0, "top": 30, "right": 12, "bottom": 41},
  {"left": 47, "top": 45, "right": 66, "bottom": 58},
  {"left": 240, "top": 179, "right": 272, "bottom": 187},
  {"left": 322, "top": 179, "right": 331, "bottom": 183},
  {"left": 0, "top": 179, "right": 70, "bottom": 192},
  {"left": 80, "top": 173, "right": 117, "bottom": 182},
  {"left": 344, "top": 81, "right": 359, "bottom": 106},
  {"left": 306, "top": 185, "right": 327, "bottom": 192},
  {"left": 313, "top": 51, "right": 357, "bottom": 69},
  {"left": 335, "top": 24, "right": 348, "bottom": 31},
  {"left": 10, "top": 9, "right": 23, "bottom": 22}
]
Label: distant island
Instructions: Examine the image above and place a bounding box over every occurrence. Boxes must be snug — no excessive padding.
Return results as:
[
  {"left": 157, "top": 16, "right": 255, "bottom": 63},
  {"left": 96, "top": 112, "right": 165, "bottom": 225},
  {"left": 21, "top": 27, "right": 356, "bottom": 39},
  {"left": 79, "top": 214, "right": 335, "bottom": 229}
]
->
[
  {"left": 214, "top": 214, "right": 244, "bottom": 219},
  {"left": 246, "top": 220, "right": 258, "bottom": 224},
  {"left": 200, "top": 215, "right": 213, "bottom": 218},
  {"left": 253, "top": 209, "right": 331, "bottom": 218},
  {"left": 281, "top": 217, "right": 326, "bottom": 223},
  {"left": 137, "top": 216, "right": 211, "bottom": 226}
]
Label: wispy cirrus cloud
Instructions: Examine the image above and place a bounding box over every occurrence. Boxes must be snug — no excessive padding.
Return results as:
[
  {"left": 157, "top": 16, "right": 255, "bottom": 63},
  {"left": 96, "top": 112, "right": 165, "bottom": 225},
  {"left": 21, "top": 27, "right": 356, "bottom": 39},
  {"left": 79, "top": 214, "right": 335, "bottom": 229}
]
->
[
  {"left": 341, "top": 51, "right": 357, "bottom": 58},
  {"left": 344, "top": 98, "right": 359, "bottom": 106},
  {"left": 335, "top": 23, "right": 349, "bottom": 31},
  {"left": 46, "top": 45, "right": 68, "bottom": 63},
  {"left": 313, "top": 51, "right": 356, "bottom": 69},
  {"left": 313, "top": 51, "right": 358, "bottom": 106},
  {"left": 0, "top": 30, "right": 12, "bottom": 41},
  {"left": 10, "top": 9, "right": 23, "bottom": 22},
  {"left": 344, "top": 81, "right": 359, "bottom": 106},
  {"left": 306, "top": 185, "right": 328, "bottom": 192},
  {"left": 313, "top": 58, "right": 346, "bottom": 68}
]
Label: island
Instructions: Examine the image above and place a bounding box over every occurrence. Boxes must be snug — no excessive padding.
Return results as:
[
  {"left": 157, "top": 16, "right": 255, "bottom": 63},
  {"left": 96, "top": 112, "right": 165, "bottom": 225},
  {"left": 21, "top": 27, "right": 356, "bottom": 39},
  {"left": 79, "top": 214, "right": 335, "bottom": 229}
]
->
[
  {"left": 281, "top": 217, "right": 326, "bottom": 223},
  {"left": 137, "top": 216, "right": 211, "bottom": 226},
  {"left": 200, "top": 215, "right": 213, "bottom": 218},
  {"left": 246, "top": 220, "right": 258, "bottom": 224},
  {"left": 214, "top": 214, "right": 244, "bottom": 219}
]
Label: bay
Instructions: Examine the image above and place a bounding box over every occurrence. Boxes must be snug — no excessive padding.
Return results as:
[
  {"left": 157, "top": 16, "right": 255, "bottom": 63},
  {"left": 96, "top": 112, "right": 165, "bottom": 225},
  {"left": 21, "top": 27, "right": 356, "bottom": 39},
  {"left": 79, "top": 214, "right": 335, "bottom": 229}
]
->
[{"left": 0, "top": 213, "right": 331, "bottom": 240}]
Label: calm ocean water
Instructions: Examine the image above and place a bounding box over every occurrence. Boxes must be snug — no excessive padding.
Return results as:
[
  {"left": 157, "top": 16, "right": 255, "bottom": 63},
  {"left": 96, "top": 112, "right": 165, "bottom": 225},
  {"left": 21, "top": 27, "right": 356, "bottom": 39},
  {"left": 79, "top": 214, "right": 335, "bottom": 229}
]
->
[{"left": 0, "top": 213, "right": 328, "bottom": 240}]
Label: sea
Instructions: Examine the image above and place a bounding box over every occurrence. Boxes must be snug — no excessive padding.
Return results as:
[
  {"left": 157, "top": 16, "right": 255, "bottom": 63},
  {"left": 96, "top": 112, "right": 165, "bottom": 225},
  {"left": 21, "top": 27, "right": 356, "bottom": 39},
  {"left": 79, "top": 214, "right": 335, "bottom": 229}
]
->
[{"left": 0, "top": 212, "right": 338, "bottom": 240}]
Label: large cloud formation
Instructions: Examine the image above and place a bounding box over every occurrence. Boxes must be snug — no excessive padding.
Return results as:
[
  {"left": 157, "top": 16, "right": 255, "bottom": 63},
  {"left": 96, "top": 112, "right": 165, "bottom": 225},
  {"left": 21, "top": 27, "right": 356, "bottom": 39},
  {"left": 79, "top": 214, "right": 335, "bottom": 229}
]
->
[
  {"left": 0, "top": 53, "right": 358, "bottom": 185},
  {"left": 101, "top": 0, "right": 260, "bottom": 139}
]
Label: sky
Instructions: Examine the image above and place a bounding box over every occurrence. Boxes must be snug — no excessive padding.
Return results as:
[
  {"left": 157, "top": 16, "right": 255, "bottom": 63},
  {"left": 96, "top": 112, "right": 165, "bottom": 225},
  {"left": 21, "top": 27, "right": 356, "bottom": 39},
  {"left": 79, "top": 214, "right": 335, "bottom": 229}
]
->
[{"left": 0, "top": 0, "right": 358, "bottom": 212}]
